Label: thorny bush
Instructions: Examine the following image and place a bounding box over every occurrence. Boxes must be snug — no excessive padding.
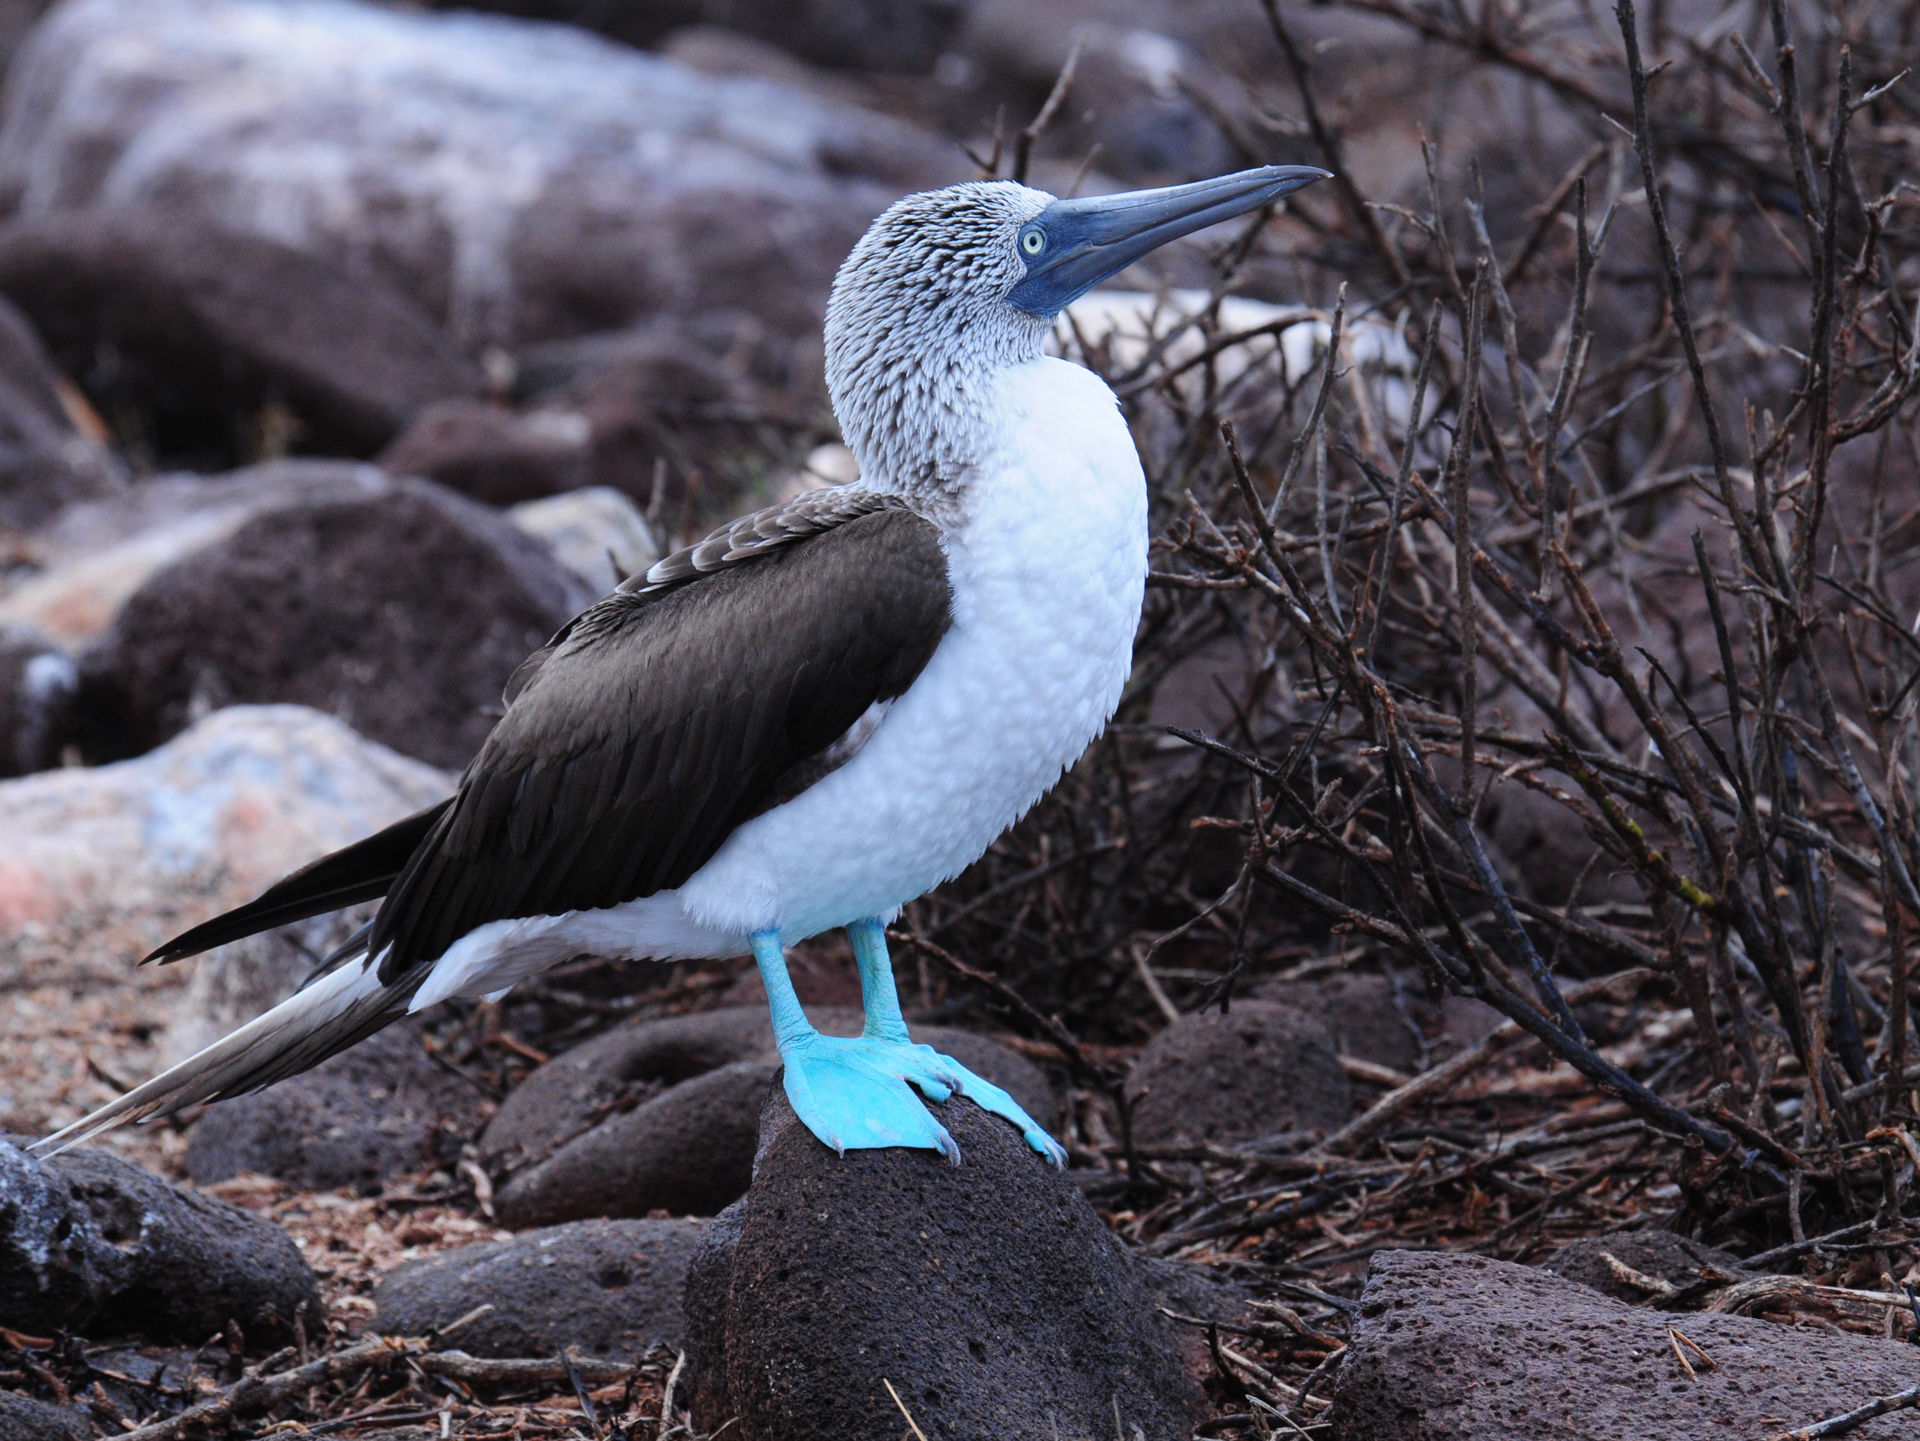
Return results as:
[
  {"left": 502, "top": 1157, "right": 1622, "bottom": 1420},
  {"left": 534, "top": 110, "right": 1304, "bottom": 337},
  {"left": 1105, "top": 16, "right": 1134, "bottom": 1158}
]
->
[{"left": 897, "top": 0, "right": 1920, "bottom": 1413}]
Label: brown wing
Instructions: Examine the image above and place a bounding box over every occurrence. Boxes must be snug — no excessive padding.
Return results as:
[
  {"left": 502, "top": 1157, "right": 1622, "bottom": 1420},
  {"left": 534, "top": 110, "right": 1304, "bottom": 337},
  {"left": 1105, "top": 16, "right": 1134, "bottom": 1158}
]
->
[{"left": 367, "top": 504, "right": 951, "bottom": 978}]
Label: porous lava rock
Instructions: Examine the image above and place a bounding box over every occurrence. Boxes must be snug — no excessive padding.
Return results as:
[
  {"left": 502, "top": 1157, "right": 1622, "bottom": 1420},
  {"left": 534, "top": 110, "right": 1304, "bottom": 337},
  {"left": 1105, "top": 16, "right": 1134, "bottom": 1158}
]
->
[
  {"left": 0, "top": 624, "right": 74, "bottom": 777},
  {"left": 1543, "top": 1229, "right": 1748, "bottom": 1304},
  {"left": 0, "top": 1391, "right": 88, "bottom": 1440},
  {"left": 0, "top": 291, "right": 122, "bottom": 533},
  {"left": 1125, "top": 1000, "right": 1352, "bottom": 1147},
  {"left": 0, "top": 0, "right": 957, "bottom": 354},
  {"left": 1330, "top": 1249, "right": 1920, "bottom": 1440},
  {"left": 0, "top": 214, "right": 482, "bottom": 463},
  {"left": 376, "top": 1218, "right": 707, "bottom": 1359},
  {"left": 0, "top": 704, "right": 447, "bottom": 957},
  {"left": 76, "top": 479, "right": 593, "bottom": 768},
  {"left": 0, "top": 1139, "right": 321, "bottom": 1345},
  {"left": 683, "top": 1092, "right": 1208, "bottom": 1440},
  {"left": 483, "top": 1006, "right": 1059, "bottom": 1226},
  {"left": 186, "top": 1025, "right": 492, "bottom": 1193},
  {"left": 496, "top": 1059, "right": 777, "bottom": 1226}
]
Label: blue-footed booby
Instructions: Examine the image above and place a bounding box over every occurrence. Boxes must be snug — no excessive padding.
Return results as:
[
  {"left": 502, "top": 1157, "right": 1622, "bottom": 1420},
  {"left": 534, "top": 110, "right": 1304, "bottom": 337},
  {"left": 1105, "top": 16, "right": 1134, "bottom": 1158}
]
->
[{"left": 40, "top": 164, "right": 1330, "bottom": 1166}]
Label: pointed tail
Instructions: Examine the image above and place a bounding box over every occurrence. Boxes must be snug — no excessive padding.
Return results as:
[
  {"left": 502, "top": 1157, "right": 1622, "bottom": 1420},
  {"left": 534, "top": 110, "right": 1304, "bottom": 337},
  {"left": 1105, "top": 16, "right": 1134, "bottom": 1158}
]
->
[{"left": 33, "top": 952, "right": 416, "bottom": 1156}]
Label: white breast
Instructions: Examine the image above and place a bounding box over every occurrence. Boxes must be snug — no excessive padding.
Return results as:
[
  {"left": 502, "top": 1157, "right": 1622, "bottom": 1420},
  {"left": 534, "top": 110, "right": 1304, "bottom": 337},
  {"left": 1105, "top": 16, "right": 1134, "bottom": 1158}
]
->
[
  {"left": 408, "top": 358, "right": 1146, "bottom": 1007},
  {"left": 676, "top": 356, "right": 1146, "bottom": 943}
]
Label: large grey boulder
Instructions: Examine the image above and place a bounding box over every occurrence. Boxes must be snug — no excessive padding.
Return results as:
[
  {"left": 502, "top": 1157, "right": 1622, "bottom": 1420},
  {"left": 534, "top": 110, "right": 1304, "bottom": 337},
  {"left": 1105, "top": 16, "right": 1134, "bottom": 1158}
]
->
[
  {"left": 427, "top": 0, "right": 970, "bottom": 75},
  {"left": 0, "top": 703, "right": 447, "bottom": 962},
  {"left": 0, "top": 1391, "right": 88, "bottom": 1440},
  {"left": 0, "top": 0, "right": 959, "bottom": 355}
]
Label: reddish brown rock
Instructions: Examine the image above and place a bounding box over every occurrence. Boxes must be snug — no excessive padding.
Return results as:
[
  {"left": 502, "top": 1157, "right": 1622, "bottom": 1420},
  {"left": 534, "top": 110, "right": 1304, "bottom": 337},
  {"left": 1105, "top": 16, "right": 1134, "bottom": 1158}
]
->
[{"left": 0, "top": 705, "right": 447, "bottom": 955}]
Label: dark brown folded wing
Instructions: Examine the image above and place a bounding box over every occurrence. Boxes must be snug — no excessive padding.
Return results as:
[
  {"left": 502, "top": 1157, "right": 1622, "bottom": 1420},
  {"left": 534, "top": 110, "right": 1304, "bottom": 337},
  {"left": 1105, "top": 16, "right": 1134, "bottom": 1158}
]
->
[{"left": 367, "top": 503, "right": 952, "bottom": 978}]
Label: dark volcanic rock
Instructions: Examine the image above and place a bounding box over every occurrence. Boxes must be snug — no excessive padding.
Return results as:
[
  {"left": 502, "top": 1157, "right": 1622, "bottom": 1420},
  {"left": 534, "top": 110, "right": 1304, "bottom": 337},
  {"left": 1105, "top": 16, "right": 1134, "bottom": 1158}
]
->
[
  {"left": 1125, "top": 1001, "right": 1352, "bottom": 1147},
  {"left": 187, "top": 1025, "right": 492, "bottom": 1193},
  {"left": 0, "top": 290, "right": 122, "bottom": 533},
  {"left": 377, "top": 400, "right": 592, "bottom": 507},
  {"left": 0, "top": 1139, "right": 322, "bottom": 1346},
  {"left": 496, "top": 1059, "right": 778, "bottom": 1227},
  {"left": 76, "top": 479, "right": 594, "bottom": 768},
  {"left": 1331, "top": 1250, "right": 1920, "bottom": 1440},
  {"left": 1277, "top": 969, "right": 1427, "bottom": 1075},
  {"left": 376, "top": 1218, "right": 706, "bottom": 1359},
  {"left": 0, "top": 0, "right": 957, "bottom": 357},
  {"left": 0, "top": 1391, "right": 89, "bottom": 1441},
  {"left": 0, "top": 624, "right": 74, "bottom": 777},
  {"left": 684, "top": 1092, "right": 1208, "bottom": 1441},
  {"left": 0, "top": 213, "right": 482, "bottom": 463},
  {"left": 1543, "top": 1229, "right": 1748, "bottom": 1304},
  {"left": 484, "top": 1006, "right": 1060, "bottom": 1226}
]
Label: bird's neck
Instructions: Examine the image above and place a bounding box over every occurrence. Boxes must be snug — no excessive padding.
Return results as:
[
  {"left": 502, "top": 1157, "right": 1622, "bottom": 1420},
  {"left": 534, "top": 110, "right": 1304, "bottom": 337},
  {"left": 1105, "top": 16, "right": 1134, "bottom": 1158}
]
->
[{"left": 827, "top": 324, "right": 1046, "bottom": 504}]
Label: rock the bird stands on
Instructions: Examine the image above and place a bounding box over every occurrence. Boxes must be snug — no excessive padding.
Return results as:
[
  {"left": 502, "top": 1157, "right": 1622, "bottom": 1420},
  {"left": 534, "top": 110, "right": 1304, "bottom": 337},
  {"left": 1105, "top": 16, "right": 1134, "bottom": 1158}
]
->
[{"left": 38, "top": 165, "right": 1330, "bottom": 1168}]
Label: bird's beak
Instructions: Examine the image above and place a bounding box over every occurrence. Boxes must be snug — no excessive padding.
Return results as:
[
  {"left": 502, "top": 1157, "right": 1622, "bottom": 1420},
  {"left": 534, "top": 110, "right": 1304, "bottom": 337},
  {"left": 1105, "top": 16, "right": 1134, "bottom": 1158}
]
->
[{"left": 1008, "top": 164, "right": 1332, "bottom": 318}]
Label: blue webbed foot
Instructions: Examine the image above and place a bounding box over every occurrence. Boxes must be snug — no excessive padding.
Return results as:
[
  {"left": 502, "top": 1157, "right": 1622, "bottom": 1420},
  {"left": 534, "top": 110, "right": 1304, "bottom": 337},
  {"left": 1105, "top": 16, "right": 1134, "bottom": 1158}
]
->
[
  {"left": 753, "top": 925, "right": 1068, "bottom": 1167},
  {"left": 778, "top": 1033, "right": 1068, "bottom": 1167}
]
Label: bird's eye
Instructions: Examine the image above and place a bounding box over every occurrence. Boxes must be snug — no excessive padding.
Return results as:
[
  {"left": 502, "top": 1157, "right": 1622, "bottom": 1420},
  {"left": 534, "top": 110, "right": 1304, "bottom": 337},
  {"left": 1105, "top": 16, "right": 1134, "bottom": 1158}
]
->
[{"left": 1020, "top": 227, "right": 1047, "bottom": 256}]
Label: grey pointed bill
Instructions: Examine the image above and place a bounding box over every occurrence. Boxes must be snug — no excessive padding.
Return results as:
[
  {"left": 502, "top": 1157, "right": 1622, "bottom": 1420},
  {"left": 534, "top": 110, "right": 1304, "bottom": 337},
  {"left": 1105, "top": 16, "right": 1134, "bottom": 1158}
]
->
[{"left": 1008, "top": 164, "right": 1332, "bottom": 318}]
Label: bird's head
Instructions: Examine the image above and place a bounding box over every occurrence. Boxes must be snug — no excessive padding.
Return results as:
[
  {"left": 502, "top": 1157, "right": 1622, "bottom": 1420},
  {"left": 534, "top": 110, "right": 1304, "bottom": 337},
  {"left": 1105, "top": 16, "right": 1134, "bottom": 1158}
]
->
[{"left": 825, "top": 164, "right": 1329, "bottom": 490}]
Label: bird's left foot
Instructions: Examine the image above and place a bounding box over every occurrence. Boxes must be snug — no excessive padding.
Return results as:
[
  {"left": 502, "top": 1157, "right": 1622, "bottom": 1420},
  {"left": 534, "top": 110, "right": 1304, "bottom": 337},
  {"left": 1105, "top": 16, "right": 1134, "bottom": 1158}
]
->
[{"left": 777, "top": 1032, "right": 1067, "bottom": 1167}]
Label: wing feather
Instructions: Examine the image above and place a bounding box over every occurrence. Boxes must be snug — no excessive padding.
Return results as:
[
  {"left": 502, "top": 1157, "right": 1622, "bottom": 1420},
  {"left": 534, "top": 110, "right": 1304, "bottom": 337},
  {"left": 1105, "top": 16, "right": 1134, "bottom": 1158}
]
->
[{"left": 369, "top": 505, "right": 951, "bottom": 978}]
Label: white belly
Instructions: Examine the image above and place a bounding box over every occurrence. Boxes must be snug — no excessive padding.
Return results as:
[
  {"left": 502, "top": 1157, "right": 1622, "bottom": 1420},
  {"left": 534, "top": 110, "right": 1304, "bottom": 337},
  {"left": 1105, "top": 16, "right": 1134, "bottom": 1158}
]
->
[{"left": 409, "top": 358, "right": 1145, "bottom": 1008}]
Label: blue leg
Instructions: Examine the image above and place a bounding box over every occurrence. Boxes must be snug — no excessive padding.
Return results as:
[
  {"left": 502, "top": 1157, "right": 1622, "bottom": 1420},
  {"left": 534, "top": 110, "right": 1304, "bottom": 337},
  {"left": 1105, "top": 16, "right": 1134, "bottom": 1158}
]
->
[
  {"left": 846, "top": 918, "right": 1067, "bottom": 1167},
  {"left": 752, "top": 929, "right": 960, "bottom": 1162}
]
